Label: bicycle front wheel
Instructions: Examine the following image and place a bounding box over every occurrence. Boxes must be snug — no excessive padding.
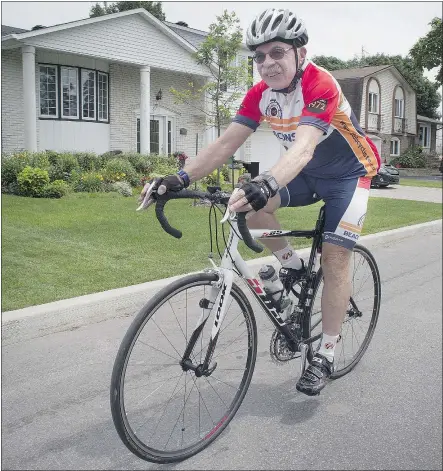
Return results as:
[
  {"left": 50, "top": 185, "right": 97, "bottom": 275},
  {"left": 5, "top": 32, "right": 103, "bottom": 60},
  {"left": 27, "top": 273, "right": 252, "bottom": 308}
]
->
[
  {"left": 110, "top": 272, "right": 257, "bottom": 463},
  {"left": 306, "top": 244, "right": 381, "bottom": 378}
]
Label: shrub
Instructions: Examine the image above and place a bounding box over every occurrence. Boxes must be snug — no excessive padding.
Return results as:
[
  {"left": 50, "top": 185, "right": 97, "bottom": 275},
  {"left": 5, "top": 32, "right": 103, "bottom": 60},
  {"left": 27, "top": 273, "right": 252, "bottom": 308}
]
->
[
  {"left": 47, "top": 152, "right": 80, "bottom": 181},
  {"left": 42, "top": 179, "right": 71, "bottom": 198},
  {"left": 17, "top": 166, "right": 50, "bottom": 197},
  {"left": 391, "top": 146, "right": 426, "bottom": 168},
  {"left": 221, "top": 164, "right": 230, "bottom": 182},
  {"left": 1, "top": 153, "right": 31, "bottom": 187},
  {"left": 103, "top": 158, "right": 138, "bottom": 186},
  {"left": 28, "top": 152, "right": 50, "bottom": 170},
  {"left": 74, "top": 152, "right": 100, "bottom": 171},
  {"left": 201, "top": 169, "right": 224, "bottom": 186},
  {"left": 98, "top": 150, "right": 123, "bottom": 168},
  {"left": 74, "top": 171, "right": 104, "bottom": 193},
  {"left": 111, "top": 181, "right": 133, "bottom": 196}
]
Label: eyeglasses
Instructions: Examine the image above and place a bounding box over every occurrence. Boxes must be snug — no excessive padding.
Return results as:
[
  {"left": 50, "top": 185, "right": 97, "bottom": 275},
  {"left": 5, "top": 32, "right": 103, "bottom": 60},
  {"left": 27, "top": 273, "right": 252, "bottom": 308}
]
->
[{"left": 253, "top": 46, "right": 293, "bottom": 64}]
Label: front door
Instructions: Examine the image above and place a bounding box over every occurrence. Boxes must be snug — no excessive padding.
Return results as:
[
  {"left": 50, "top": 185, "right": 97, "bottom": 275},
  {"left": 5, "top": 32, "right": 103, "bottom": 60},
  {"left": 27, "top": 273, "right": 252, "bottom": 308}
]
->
[{"left": 137, "top": 115, "right": 174, "bottom": 155}]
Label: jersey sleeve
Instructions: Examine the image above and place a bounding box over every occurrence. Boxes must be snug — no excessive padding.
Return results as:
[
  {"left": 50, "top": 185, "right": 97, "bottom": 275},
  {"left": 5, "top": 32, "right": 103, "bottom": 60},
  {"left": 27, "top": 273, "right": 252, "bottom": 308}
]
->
[
  {"left": 300, "top": 67, "right": 340, "bottom": 134},
  {"left": 232, "top": 81, "right": 267, "bottom": 131}
]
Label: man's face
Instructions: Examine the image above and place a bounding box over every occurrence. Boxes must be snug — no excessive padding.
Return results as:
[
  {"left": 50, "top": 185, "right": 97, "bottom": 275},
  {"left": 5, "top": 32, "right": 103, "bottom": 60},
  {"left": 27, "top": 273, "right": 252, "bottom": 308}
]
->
[{"left": 255, "top": 41, "right": 297, "bottom": 89}]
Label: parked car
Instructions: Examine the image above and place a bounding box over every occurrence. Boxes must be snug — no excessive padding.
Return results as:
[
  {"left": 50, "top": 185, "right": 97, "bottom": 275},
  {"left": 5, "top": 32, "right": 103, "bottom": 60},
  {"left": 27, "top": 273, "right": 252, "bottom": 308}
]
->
[{"left": 371, "top": 164, "right": 400, "bottom": 188}]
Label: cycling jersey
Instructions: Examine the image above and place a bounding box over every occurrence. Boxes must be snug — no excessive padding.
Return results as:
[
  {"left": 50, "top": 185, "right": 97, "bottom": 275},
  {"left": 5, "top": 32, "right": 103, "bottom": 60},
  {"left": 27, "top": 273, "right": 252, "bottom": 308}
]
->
[{"left": 233, "top": 58, "right": 381, "bottom": 179}]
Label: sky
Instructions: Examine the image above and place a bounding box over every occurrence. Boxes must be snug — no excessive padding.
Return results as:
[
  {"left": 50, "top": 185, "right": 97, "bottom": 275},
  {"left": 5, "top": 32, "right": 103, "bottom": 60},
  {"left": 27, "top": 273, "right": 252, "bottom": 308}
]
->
[{"left": 1, "top": 0, "right": 442, "bottom": 83}]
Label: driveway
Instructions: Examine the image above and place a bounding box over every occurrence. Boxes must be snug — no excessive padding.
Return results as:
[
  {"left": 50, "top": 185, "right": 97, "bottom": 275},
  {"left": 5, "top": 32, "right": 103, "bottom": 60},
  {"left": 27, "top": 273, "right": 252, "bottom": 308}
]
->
[{"left": 370, "top": 184, "right": 442, "bottom": 203}]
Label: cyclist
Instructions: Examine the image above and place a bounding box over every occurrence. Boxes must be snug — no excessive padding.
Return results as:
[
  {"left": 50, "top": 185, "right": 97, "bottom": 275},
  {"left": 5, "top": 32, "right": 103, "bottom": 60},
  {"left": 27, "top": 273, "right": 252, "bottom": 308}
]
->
[{"left": 140, "top": 8, "right": 380, "bottom": 396}]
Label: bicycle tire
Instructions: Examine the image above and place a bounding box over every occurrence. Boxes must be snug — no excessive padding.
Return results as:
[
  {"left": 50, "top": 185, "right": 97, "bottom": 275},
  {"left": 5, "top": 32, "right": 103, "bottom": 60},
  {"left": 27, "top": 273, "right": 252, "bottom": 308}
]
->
[
  {"left": 304, "top": 244, "right": 381, "bottom": 379},
  {"left": 110, "top": 272, "right": 257, "bottom": 463}
]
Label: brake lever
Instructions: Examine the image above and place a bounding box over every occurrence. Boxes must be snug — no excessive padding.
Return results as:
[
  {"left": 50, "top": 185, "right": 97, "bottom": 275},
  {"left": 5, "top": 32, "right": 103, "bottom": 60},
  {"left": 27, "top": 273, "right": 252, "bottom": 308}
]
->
[
  {"left": 220, "top": 188, "right": 240, "bottom": 224},
  {"left": 136, "top": 180, "right": 157, "bottom": 211}
]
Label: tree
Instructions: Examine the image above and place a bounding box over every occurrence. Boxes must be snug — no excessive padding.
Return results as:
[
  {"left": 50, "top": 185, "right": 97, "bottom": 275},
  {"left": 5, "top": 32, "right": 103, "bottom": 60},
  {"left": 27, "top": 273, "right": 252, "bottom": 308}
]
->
[
  {"left": 89, "top": 1, "right": 166, "bottom": 21},
  {"left": 410, "top": 17, "right": 442, "bottom": 84},
  {"left": 312, "top": 52, "right": 441, "bottom": 119},
  {"left": 170, "top": 10, "right": 252, "bottom": 184}
]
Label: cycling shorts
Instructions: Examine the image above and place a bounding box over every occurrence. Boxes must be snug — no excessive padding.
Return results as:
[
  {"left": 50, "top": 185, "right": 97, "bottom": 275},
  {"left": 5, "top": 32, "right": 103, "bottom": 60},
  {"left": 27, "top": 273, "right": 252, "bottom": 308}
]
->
[{"left": 279, "top": 172, "right": 371, "bottom": 250}]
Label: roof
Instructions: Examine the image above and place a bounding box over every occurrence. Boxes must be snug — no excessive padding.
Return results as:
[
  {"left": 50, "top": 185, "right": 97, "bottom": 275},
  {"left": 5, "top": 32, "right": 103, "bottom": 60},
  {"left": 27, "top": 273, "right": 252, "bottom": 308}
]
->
[
  {"left": 1, "top": 9, "right": 199, "bottom": 56},
  {"left": 330, "top": 65, "right": 391, "bottom": 80},
  {"left": 164, "top": 21, "right": 208, "bottom": 49},
  {"left": 417, "top": 114, "right": 443, "bottom": 125},
  {"left": 1, "top": 25, "right": 29, "bottom": 36}
]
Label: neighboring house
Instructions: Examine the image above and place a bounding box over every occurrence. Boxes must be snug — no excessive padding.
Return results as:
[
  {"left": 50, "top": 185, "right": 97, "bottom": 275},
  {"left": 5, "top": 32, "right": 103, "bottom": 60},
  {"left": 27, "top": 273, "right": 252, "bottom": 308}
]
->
[
  {"left": 416, "top": 115, "right": 442, "bottom": 154},
  {"left": 330, "top": 64, "right": 419, "bottom": 163},
  {"left": 1, "top": 9, "right": 273, "bottom": 165}
]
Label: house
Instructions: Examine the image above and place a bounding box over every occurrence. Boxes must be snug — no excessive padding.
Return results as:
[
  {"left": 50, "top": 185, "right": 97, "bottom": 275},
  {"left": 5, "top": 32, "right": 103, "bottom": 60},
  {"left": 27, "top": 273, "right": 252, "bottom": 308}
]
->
[
  {"left": 1, "top": 8, "right": 274, "bottom": 168},
  {"left": 2, "top": 9, "right": 439, "bottom": 173},
  {"left": 329, "top": 64, "right": 419, "bottom": 163},
  {"left": 416, "top": 115, "right": 442, "bottom": 154}
]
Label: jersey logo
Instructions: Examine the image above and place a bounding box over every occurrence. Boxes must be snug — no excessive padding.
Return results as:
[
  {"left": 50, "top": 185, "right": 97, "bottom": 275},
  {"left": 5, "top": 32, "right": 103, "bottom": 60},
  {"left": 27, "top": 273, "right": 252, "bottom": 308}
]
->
[
  {"left": 306, "top": 99, "right": 327, "bottom": 113},
  {"left": 265, "top": 99, "right": 282, "bottom": 119}
]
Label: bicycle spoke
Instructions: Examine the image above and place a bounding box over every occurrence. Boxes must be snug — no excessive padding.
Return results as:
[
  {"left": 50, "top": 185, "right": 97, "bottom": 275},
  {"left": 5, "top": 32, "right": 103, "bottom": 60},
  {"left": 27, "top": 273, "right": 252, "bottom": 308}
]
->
[
  {"left": 204, "top": 376, "right": 228, "bottom": 409},
  {"left": 134, "top": 371, "right": 185, "bottom": 437},
  {"left": 136, "top": 340, "right": 180, "bottom": 362},
  {"left": 164, "top": 379, "right": 197, "bottom": 450},
  {"left": 152, "top": 318, "right": 183, "bottom": 359},
  {"left": 168, "top": 298, "right": 187, "bottom": 343}
]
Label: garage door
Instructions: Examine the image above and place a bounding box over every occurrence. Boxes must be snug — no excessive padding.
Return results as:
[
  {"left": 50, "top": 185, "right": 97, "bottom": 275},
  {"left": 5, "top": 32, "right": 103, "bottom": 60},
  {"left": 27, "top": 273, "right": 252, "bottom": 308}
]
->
[{"left": 250, "top": 128, "right": 283, "bottom": 172}]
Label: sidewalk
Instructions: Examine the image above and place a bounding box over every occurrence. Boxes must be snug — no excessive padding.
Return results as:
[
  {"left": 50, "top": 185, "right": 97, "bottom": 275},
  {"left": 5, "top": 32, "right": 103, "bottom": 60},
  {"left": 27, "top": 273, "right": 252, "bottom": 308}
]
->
[{"left": 2, "top": 219, "right": 442, "bottom": 322}]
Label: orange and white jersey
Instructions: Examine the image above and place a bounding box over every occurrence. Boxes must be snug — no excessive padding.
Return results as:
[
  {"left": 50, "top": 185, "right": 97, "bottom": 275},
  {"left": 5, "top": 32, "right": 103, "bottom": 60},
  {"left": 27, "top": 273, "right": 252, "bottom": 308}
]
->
[{"left": 233, "top": 58, "right": 380, "bottom": 178}]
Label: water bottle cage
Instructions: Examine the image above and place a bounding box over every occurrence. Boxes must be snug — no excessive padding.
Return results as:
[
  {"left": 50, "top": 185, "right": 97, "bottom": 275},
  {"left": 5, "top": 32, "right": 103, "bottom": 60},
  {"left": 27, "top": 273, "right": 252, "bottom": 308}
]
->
[{"left": 265, "top": 288, "right": 289, "bottom": 312}]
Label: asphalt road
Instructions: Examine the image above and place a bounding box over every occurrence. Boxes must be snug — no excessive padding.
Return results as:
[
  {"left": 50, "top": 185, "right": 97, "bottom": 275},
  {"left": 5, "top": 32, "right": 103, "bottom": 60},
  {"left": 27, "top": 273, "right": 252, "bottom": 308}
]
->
[{"left": 1, "top": 221, "right": 442, "bottom": 470}]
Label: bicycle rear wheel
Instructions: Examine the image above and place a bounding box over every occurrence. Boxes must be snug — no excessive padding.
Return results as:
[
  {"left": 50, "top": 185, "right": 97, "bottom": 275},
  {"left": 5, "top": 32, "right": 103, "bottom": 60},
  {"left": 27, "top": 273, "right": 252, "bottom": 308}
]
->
[
  {"left": 305, "top": 244, "right": 381, "bottom": 378},
  {"left": 110, "top": 272, "right": 257, "bottom": 463}
]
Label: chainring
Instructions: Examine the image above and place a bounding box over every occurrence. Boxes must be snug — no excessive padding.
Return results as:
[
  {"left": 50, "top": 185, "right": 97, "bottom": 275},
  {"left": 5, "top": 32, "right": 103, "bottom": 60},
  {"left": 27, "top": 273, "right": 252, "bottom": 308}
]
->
[{"left": 269, "top": 329, "right": 300, "bottom": 364}]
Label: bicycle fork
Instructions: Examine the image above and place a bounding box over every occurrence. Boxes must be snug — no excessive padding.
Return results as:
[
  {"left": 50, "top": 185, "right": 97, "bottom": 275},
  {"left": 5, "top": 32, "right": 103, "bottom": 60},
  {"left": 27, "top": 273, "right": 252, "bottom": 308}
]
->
[{"left": 180, "top": 269, "right": 233, "bottom": 377}]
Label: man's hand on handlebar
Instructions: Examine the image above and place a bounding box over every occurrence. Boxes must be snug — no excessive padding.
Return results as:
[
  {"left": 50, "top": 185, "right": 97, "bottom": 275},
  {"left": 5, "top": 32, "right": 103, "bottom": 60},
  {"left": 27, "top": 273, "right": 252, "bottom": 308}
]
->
[
  {"left": 137, "top": 171, "right": 190, "bottom": 211},
  {"left": 228, "top": 172, "right": 280, "bottom": 214}
]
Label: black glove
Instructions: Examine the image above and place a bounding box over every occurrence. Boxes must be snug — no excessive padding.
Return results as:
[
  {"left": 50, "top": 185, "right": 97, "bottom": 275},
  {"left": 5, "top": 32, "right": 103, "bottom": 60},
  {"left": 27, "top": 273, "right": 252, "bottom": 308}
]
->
[
  {"left": 138, "top": 172, "right": 188, "bottom": 210},
  {"left": 239, "top": 172, "right": 280, "bottom": 212}
]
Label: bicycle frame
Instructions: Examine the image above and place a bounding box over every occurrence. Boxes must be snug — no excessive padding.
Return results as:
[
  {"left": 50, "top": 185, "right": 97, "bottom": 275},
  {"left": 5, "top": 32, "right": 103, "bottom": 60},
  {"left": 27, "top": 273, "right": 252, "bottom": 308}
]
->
[{"left": 180, "top": 205, "right": 326, "bottom": 377}]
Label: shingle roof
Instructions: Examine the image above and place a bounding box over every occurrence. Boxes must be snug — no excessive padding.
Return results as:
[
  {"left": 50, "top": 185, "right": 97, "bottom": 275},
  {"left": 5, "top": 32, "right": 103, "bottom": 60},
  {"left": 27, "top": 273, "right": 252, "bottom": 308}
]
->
[
  {"left": 330, "top": 65, "right": 391, "bottom": 79},
  {"left": 164, "top": 21, "right": 208, "bottom": 49},
  {"left": 1, "top": 25, "right": 29, "bottom": 36}
]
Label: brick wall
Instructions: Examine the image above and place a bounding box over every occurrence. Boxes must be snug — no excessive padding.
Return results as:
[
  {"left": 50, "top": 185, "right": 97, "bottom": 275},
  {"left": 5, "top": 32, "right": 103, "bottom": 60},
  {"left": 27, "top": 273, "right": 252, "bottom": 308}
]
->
[{"left": 109, "top": 64, "right": 207, "bottom": 157}]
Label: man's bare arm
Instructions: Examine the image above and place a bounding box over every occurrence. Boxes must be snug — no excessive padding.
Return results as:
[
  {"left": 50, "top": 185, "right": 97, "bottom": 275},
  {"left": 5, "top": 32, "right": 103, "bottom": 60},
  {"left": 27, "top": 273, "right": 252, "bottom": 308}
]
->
[{"left": 270, "top": 125, "right": 323, "bottom": 187}]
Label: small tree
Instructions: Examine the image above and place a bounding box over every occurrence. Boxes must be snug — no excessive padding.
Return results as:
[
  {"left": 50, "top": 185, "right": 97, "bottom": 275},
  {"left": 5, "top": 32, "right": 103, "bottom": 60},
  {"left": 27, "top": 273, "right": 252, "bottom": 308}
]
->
[{"left": 170, "top": 10, "right": 252, "bottom": 184}]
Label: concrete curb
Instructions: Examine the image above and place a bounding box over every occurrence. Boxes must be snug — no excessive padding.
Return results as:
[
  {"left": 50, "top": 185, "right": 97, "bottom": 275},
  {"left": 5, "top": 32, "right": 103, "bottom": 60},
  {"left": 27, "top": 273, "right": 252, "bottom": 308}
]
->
[{"left": 2, "top": 219, "right": 441, "bottom": 322}]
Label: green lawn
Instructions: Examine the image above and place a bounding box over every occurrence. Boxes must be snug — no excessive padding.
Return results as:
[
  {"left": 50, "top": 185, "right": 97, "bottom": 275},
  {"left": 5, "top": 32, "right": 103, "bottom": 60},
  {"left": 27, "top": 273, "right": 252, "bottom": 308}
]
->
[
  {"left": 398, "top": 179, "right": 442, "bottom": 188},
  {"left": 2, "top": 192, "right": 442, "bottom": 311}
]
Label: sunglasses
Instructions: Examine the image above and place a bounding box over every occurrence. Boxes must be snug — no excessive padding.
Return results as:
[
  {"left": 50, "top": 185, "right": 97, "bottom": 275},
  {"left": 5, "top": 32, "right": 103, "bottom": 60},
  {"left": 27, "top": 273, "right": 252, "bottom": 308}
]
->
[{"left": 253, "top": 46, "right": 293, "bottom": 64}]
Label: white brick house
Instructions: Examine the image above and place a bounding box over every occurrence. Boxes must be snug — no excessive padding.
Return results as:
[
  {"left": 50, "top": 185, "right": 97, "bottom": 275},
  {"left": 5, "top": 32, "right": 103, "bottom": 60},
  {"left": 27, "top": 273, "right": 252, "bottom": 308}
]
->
[{"left": 1, "top": 9, "right": 281, "bottom": 169}]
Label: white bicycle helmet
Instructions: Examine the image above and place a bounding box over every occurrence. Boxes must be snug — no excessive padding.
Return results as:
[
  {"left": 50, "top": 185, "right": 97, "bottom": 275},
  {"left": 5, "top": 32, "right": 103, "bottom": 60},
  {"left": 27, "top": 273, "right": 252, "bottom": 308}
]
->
[{"left": 246, "top": 8, "right": 308, "bottom": 50}]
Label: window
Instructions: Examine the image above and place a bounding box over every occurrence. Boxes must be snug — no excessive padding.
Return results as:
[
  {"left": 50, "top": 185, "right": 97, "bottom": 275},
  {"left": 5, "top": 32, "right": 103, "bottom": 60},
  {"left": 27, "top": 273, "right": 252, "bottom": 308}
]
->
[
  {"left": 98, "top": 72, "right": 109, "bottom": 121},
  {"left": 82, "top": 69, "right": 96, "bottom": 120},
  {"left": 38, "top": 63, "right": 109, "bottom": 122},
  {"left": 394, "top": 99, "right": 404, "bottom": 118},
  {"left": 390, "top": 138, "right": 400, "bottom": 156},
  {"left": 39, "top": 65, "right": 58, "bottom": 117},
  {"left": 368, "top": 92, "right": 379, "bottom": 113},
  {"left": 419, "top": 125, "right": 430, "bottom": 148},
  {"left": 61, "top": 67, "right": 79, "bottom": 118}
]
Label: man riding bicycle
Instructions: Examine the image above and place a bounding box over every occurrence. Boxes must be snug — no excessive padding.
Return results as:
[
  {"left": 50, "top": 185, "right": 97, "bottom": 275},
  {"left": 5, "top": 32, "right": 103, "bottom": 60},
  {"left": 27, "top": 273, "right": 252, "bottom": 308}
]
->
[{"left": 140, "top": 8, "right": 381, "bottom": 396}]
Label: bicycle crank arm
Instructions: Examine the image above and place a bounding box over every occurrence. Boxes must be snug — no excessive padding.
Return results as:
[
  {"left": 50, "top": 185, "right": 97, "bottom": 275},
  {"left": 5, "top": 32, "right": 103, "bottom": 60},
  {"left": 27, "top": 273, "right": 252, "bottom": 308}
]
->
[{"left": 299, "top": 343, "right": 308, "bottom": 376}]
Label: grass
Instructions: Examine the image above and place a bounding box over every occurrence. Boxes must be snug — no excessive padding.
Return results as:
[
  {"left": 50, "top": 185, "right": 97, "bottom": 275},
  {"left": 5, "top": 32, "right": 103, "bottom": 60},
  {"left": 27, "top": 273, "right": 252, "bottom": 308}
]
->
[
  {"left": 398, "top": 179, "right": 442, "bottom": 188},
  {"left": 2, "top": 192, "right": 442, "bottom": 311}
]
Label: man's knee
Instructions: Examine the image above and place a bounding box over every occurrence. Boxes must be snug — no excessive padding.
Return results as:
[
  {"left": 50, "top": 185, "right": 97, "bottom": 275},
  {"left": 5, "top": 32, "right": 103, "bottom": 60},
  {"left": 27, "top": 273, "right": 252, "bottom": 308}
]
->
[{"left": 321, "top": 243, "right": 351, "bottom": 280}]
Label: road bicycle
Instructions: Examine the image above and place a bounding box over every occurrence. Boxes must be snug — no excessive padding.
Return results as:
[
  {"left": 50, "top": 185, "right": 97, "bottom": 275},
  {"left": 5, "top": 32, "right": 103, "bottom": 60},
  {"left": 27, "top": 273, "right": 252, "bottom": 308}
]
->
[{"left": 110, "top": 187, "right": 381, "bottom": 463}]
